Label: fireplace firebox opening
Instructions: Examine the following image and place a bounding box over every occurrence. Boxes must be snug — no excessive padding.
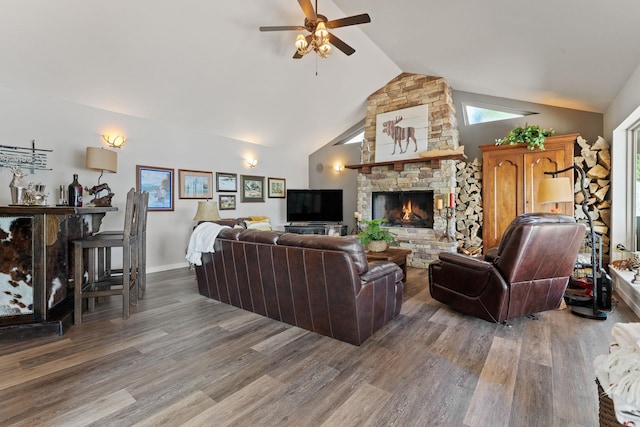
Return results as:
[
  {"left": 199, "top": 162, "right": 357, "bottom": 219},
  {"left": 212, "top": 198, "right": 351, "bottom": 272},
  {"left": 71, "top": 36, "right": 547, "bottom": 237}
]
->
[{"left": 372, "top": 191, "right": 434, "bottom": 228}]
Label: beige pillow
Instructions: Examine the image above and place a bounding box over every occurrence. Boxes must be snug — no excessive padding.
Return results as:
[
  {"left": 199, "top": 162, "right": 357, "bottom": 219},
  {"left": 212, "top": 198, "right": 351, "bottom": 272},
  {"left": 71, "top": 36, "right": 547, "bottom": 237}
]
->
[{"left": 245, "top": 220, "right": 272, "bottom": 231}]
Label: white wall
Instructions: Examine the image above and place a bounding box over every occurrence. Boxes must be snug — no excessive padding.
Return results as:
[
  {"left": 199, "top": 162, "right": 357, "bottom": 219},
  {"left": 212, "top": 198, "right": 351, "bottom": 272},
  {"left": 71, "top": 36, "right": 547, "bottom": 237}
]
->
[
  {"left": 605, "top": 63, "right": 640, "bottom": 138},
  {"left": 605, "top": 62, "right": 640, "bottom": 257},
  {"left": 0, "top": 86, "right": 308, "bottom": 272}
]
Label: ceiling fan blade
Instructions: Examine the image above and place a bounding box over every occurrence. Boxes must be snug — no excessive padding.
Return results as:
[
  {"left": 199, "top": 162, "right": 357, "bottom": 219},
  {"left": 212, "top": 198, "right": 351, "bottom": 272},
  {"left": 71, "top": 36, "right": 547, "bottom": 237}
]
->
[
  {"left": 293, "top": 51, "right": 304, "bottom": 59},
  {"left": 298, "top": 0, "right": 317, "bottom": 22},
  {"left": 328, "top": 33, "right": 355, "bottom": 56},
  {"left": 260, "top": 25, "right": 305, "bottom": 32},
  {"left": 326, "top": 13, "right": 371, "bottom": 29}
]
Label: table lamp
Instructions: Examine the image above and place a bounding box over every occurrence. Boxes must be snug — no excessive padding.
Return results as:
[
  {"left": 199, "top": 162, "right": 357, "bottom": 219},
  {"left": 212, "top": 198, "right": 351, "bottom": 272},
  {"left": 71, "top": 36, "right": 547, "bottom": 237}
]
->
[
  {"left": 85, "top": 147, "right": 117, "bottom": 206},
  {"left": 539, "top": 164, "right": 606, "bottom": 320},
  {"left": 193, "top": 200, "right": 221, "bottom": 222}
]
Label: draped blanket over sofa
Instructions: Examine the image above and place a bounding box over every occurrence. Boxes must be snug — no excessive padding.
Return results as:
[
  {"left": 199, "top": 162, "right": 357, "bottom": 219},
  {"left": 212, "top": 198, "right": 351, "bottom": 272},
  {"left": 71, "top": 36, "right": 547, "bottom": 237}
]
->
[{"left": 194, "top": 228, "right": 404, "bottom": 345}]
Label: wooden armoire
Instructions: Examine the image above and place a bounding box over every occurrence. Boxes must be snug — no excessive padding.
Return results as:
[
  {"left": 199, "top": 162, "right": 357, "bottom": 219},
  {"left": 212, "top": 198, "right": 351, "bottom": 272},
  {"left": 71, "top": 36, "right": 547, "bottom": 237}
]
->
[{"left": 480, "top": 133, "right": 577, "bottom": 252}]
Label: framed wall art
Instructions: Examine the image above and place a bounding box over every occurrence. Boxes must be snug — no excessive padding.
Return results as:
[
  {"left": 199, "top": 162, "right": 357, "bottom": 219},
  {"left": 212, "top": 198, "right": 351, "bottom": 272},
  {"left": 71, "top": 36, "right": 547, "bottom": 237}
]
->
[
  {"left": 375, "top": 104, "right": 429, "bottom": 162},
  {"left": 240, "top": 175, "right": 264, "bottom": 202},
  {"left": 136, "top": 165, "right": 174, "bottom": 211},
  {"left": 268, "top": 177, "right": 286, "bottom": 198},
  {"left": 178, "top": 169, "right": 213, "bottom": 199},
  {"left": 219, "top": 194, "right": 236, "bottom": 210},
  {"left": 216, "top": 172, "right": 237, "bottom": 192}
]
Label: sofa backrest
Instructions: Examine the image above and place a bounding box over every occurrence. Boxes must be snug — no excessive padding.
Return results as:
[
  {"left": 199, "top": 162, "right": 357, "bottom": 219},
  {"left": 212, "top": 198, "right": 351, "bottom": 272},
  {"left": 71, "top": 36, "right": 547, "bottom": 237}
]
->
[
  {"left": 276, "top": 233, "right": 369, "bottom": 275},
  {"left": 217, "top": 227, "right": 242, "bottom": 240},
  {"left": 238, "top": 229, "right": 281, "bottom": 244}
]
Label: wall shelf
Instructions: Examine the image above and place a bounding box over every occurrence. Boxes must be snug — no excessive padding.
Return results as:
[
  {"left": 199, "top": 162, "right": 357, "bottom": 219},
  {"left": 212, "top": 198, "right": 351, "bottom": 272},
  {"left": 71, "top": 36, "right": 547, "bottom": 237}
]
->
[{"left": 345, "top": 153, "right": 467, "bottom": 174}]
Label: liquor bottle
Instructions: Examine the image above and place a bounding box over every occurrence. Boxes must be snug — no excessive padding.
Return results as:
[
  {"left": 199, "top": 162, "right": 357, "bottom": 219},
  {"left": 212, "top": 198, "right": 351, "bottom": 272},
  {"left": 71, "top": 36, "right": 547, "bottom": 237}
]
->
[{"left": 68, "top": 174, "right": 83, "bottom": 207}]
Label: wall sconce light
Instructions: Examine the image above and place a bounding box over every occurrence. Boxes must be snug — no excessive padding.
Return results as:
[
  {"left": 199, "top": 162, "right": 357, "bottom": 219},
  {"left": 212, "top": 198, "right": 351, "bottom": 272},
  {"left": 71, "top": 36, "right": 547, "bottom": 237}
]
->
[
  {"left": 333, "top": 163, "right": 344, "bottom": 173},
  {"left": 245, "top": 158, "right": 258, "bottom": 168},
  {"left": 102, "top": 134, "right": 126, "bottom": 149}
]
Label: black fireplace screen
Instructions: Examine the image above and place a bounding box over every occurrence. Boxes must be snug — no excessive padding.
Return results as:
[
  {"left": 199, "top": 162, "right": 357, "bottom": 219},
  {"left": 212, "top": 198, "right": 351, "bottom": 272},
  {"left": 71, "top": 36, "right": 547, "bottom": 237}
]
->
[{"left": 372, "top": 191, "right": 434, "bottom": 228}]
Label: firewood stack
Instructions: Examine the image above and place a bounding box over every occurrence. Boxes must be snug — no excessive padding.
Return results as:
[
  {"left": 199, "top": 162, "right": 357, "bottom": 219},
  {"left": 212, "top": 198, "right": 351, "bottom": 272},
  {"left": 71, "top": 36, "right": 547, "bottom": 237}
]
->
[
  {"left": 574, "top": 136, "right": 611, "bottom": 263},
  {"left": 455, "top": 158, "right": 483, "bottom": 254}
]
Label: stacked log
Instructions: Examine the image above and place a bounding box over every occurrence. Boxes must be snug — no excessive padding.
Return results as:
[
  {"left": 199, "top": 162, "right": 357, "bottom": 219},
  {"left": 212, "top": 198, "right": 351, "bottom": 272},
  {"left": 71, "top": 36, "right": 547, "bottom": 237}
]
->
[
  {"left": 574, "top": 136, "right": 611, "bottom": 263},
  {"left": 455, "top": 158, "right": 483, "bottom": 254}
]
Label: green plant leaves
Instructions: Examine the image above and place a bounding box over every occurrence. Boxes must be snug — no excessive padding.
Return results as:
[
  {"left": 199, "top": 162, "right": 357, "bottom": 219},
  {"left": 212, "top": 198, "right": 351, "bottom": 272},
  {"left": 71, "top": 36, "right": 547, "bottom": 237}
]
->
[
  {"left": 495, "top": 124, "right": 555, "bottom": 150},
  {"left": 358, "top": 218, "right": 395, "bottom": 245}
]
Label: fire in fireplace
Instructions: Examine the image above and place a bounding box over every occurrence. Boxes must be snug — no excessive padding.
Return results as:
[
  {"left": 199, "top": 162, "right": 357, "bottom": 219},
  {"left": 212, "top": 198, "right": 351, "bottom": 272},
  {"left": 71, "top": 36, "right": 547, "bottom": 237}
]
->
[{"left": 372, "top": 191, "right": 434, "bottom": 228}]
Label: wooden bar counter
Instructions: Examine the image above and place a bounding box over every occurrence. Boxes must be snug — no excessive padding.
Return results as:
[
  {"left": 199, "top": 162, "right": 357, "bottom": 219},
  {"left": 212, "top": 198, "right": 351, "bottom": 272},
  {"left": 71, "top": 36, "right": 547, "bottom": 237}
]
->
[{"left": 0, "top": 205, "right": 116, "bottom": 338}]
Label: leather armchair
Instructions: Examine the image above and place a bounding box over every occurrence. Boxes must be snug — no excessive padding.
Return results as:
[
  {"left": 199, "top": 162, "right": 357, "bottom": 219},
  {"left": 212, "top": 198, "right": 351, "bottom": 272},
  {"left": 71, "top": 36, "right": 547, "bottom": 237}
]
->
[{"left": 428, "top": 213, "right": 586, "bottom": 323}]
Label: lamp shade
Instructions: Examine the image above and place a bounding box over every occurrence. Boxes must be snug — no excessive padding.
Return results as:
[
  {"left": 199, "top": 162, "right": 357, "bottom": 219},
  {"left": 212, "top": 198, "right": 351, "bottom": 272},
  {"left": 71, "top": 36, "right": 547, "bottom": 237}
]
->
[
  {"left": 538, "top": 177, "right": 573, "bottom": 204},
  {"left": 193, "top": 201, "right": 221, "bottom": 222},
  {"left": 86, "top": 147, "right": 117, "bottom": 173}
]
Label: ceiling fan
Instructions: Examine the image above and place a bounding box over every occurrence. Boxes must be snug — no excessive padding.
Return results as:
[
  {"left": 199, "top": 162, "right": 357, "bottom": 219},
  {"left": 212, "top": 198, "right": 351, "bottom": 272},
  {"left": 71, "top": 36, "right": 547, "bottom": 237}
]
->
[{"left": 259, "top": 0, "right": 371, "bottom": 59}]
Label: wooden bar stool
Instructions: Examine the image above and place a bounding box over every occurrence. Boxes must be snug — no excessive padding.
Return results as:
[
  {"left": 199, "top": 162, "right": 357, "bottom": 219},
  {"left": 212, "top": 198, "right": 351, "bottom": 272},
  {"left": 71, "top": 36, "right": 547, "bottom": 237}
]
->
[
  {"left": 95, "top": 191, "right": 148, "bottom": 298},
  {"left": 72, "top": 188, "right": 138, "bottom": 324}
]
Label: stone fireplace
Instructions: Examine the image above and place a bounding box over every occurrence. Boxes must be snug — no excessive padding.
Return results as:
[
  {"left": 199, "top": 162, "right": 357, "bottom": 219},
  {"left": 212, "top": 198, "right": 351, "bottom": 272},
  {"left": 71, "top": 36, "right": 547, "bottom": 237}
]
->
[
  {"left": 356, "top": 73, "right": 462, "bottom": 268},
  {"left": 372, "top": 190, "right": 434, "bottom": 228}
]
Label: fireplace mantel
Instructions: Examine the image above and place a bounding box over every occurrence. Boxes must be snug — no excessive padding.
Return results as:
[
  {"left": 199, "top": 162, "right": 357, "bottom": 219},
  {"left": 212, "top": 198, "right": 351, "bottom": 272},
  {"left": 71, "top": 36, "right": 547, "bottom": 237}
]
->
[{"left": 346, "top": 152, "right": 466, "bottom": 174}]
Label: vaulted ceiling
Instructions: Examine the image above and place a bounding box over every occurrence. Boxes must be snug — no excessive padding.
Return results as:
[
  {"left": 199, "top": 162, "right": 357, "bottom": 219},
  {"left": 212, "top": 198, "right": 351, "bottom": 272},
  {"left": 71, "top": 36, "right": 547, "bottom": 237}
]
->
[{"left": 1, "top": 1, "right": 638, "bottom": 154}]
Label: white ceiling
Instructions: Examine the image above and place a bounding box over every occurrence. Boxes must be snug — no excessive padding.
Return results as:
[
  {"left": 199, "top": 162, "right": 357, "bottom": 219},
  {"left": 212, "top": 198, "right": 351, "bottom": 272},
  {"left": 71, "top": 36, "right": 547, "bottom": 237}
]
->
[{"left": 1, "top": 1, "right": 639, "bottom": 154}]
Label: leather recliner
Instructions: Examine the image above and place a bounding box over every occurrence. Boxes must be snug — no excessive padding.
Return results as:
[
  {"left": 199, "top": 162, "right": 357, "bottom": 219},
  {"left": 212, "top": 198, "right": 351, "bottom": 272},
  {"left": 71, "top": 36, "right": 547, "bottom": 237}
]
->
[{"left": 428, "top": 213, "right": 587, "bottom": 323}]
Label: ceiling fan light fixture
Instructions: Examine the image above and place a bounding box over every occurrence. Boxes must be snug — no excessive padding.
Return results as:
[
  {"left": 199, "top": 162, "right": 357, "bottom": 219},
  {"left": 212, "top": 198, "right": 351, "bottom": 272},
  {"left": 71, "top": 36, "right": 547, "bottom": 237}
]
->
[
  {"left": 314, "top": 21, "right": 328, "bottom": 39},
  {"left": 261, "top": 0, "right": 370, "bottom": 60},
  {"left": 295, "top": 33, "right": 308, "bottom": 51},
  {"left": 317, "top": 40, "right": 332, "bottom": 57}
]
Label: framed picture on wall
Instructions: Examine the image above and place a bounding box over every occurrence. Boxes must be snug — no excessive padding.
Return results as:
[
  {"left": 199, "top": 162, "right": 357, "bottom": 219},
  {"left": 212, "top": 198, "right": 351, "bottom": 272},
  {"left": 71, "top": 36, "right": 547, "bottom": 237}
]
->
[
  {"left": 240, "top": 175, "right": 264, "bottom": 202},
  {"left": 216, "top": 172, "right": 237, "bottom": 192},
  {"left": 178, "top": 169, "right": 213, "bottom": 199},
  {"left": 219, "top": 194, "right": 236, "bottom": 210},
  {"left": 375, "top": 104, "right": 429, "bottom": 162},
  {"left": 136, "top": 165, "right": 174, "bottom": 211},
  {"left": 268, "top": 177, "right": 286, "bottom": 198}
]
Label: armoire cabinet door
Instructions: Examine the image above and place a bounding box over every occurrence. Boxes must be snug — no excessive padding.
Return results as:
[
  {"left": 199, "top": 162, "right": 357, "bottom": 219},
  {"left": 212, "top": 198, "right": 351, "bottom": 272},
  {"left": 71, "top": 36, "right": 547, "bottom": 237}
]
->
[
  {"left": 524, "top": 149, "right": 573, "bottom": 215},
  {"left": 483, "top": 151, "right": 524, "bottom": 251},
  {"left": 480, "top": 134, "right": 577, "bottom": 253}
]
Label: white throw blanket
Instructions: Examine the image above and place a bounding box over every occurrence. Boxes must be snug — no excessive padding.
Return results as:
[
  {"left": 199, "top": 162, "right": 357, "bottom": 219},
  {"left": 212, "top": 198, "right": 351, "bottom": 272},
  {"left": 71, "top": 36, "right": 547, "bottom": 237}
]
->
[
  {"left": 185, "top": 223, "right": 229, "bottom": 266},
  {"left": 594, "top": 322, "right": 640, "bottom": 424}
]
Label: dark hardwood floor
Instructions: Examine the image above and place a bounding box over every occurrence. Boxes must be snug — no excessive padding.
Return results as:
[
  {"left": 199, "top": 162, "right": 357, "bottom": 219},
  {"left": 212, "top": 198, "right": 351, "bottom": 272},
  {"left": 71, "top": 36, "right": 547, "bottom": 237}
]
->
[{"left": 1, "top": 267, "right": 637, "bottom": 426}]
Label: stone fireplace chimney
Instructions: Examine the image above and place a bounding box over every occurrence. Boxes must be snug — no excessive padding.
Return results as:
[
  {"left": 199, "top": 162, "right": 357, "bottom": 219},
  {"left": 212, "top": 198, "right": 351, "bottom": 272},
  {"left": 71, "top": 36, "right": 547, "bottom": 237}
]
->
[{"left": 356, "top": 73, "right": 462, "bottom": 268}]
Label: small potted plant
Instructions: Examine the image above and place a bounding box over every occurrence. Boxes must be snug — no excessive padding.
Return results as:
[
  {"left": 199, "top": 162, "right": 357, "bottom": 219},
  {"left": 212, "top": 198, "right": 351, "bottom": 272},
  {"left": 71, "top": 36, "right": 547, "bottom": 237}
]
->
[
  {"left": 495, "top": 124, "right": 555, "bottom": 150},
  {"left": 358, "top": 218, "right": 395, "bottom": 252}
]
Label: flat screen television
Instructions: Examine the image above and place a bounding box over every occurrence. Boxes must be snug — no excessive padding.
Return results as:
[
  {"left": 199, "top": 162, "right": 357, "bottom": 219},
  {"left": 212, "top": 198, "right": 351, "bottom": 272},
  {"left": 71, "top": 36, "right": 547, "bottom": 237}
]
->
[{"left": 286, "top": 189, "right": 343, "bottom": 223}]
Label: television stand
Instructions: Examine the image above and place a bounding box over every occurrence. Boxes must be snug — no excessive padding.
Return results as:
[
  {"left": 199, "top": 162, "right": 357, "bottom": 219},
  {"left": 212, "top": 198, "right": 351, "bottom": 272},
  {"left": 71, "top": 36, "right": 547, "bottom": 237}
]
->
[{"left": 285, "top": 223, "right": 348, "bottom": 236}]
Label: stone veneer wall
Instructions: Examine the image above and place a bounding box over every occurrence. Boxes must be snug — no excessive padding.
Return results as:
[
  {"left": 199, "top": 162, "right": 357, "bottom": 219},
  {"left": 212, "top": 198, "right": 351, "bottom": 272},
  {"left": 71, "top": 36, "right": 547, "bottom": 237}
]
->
[{"left": 357, "top": 73, "right": 462, "bottom": 268}]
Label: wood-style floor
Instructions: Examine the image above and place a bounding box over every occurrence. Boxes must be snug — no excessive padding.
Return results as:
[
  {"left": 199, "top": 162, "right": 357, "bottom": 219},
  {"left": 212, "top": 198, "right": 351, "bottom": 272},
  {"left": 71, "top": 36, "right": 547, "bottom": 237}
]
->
[{"left": 1, "top": 267, "right": 637, "bottom": 426}]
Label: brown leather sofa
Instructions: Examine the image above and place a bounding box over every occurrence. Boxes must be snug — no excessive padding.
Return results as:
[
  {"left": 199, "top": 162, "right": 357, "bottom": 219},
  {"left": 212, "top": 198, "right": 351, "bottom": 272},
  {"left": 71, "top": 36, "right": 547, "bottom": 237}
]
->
[
  {"left": 429, "top": 213, "right": 586, "bottom": 323},
  {"left": 195, "top": 228, "right": 404, "bottom": 345}
]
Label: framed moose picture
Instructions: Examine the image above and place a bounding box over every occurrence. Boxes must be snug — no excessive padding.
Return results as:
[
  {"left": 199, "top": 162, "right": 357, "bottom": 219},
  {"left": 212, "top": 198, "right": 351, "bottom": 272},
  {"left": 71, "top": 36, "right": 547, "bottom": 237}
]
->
[{"left": 375, "top": 104, "right": 429, "bottom": 162}]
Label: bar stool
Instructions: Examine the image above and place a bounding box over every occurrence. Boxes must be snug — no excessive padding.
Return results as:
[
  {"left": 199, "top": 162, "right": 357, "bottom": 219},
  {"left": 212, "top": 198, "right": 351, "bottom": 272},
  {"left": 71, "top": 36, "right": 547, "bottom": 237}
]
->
[
  {"left": 72, "top": 188, "right": 138, "bottom": 324},
  {"left": 96, "top": 191, "right": 149, "bottom": 298}
]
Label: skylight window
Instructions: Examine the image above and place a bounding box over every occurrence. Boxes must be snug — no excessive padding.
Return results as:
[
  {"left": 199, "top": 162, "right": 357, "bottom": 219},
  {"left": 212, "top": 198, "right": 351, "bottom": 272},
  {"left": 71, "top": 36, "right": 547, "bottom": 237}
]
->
[
  {"left": 343, "top": 131, "right": 364, "bottom": 144},
  {"left": 332, "top": 120, "right": 365, "bottom": 146},
  {"left": 463, "top": 103, "right": 532, "bottom": 125}
]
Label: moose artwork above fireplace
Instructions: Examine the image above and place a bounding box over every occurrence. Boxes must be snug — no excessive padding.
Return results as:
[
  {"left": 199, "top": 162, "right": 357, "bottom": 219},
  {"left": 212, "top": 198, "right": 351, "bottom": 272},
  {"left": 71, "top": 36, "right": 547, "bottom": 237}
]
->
[
  {"left": 375, "top": 104, "right": 428, "bottom": 162},
  {"left": 372, "top": 190, "right": 434, "bottom": 229}
]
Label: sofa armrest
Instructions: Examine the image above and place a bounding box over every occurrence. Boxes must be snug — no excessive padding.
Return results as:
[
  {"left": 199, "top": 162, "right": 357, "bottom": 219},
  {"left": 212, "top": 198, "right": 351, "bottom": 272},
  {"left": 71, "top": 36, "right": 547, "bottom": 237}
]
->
[
  {"left": 484, "top": 247, "right": 499, "bottom": 263},
  {"left": 437, "top": 252, "right": 493, "bottom": 271},
  {"left": 429, "top": 252, "right": 505, "bottom": 297},
  {"left": 360, "top": 260, "right": 403, "bottom": 283}
]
